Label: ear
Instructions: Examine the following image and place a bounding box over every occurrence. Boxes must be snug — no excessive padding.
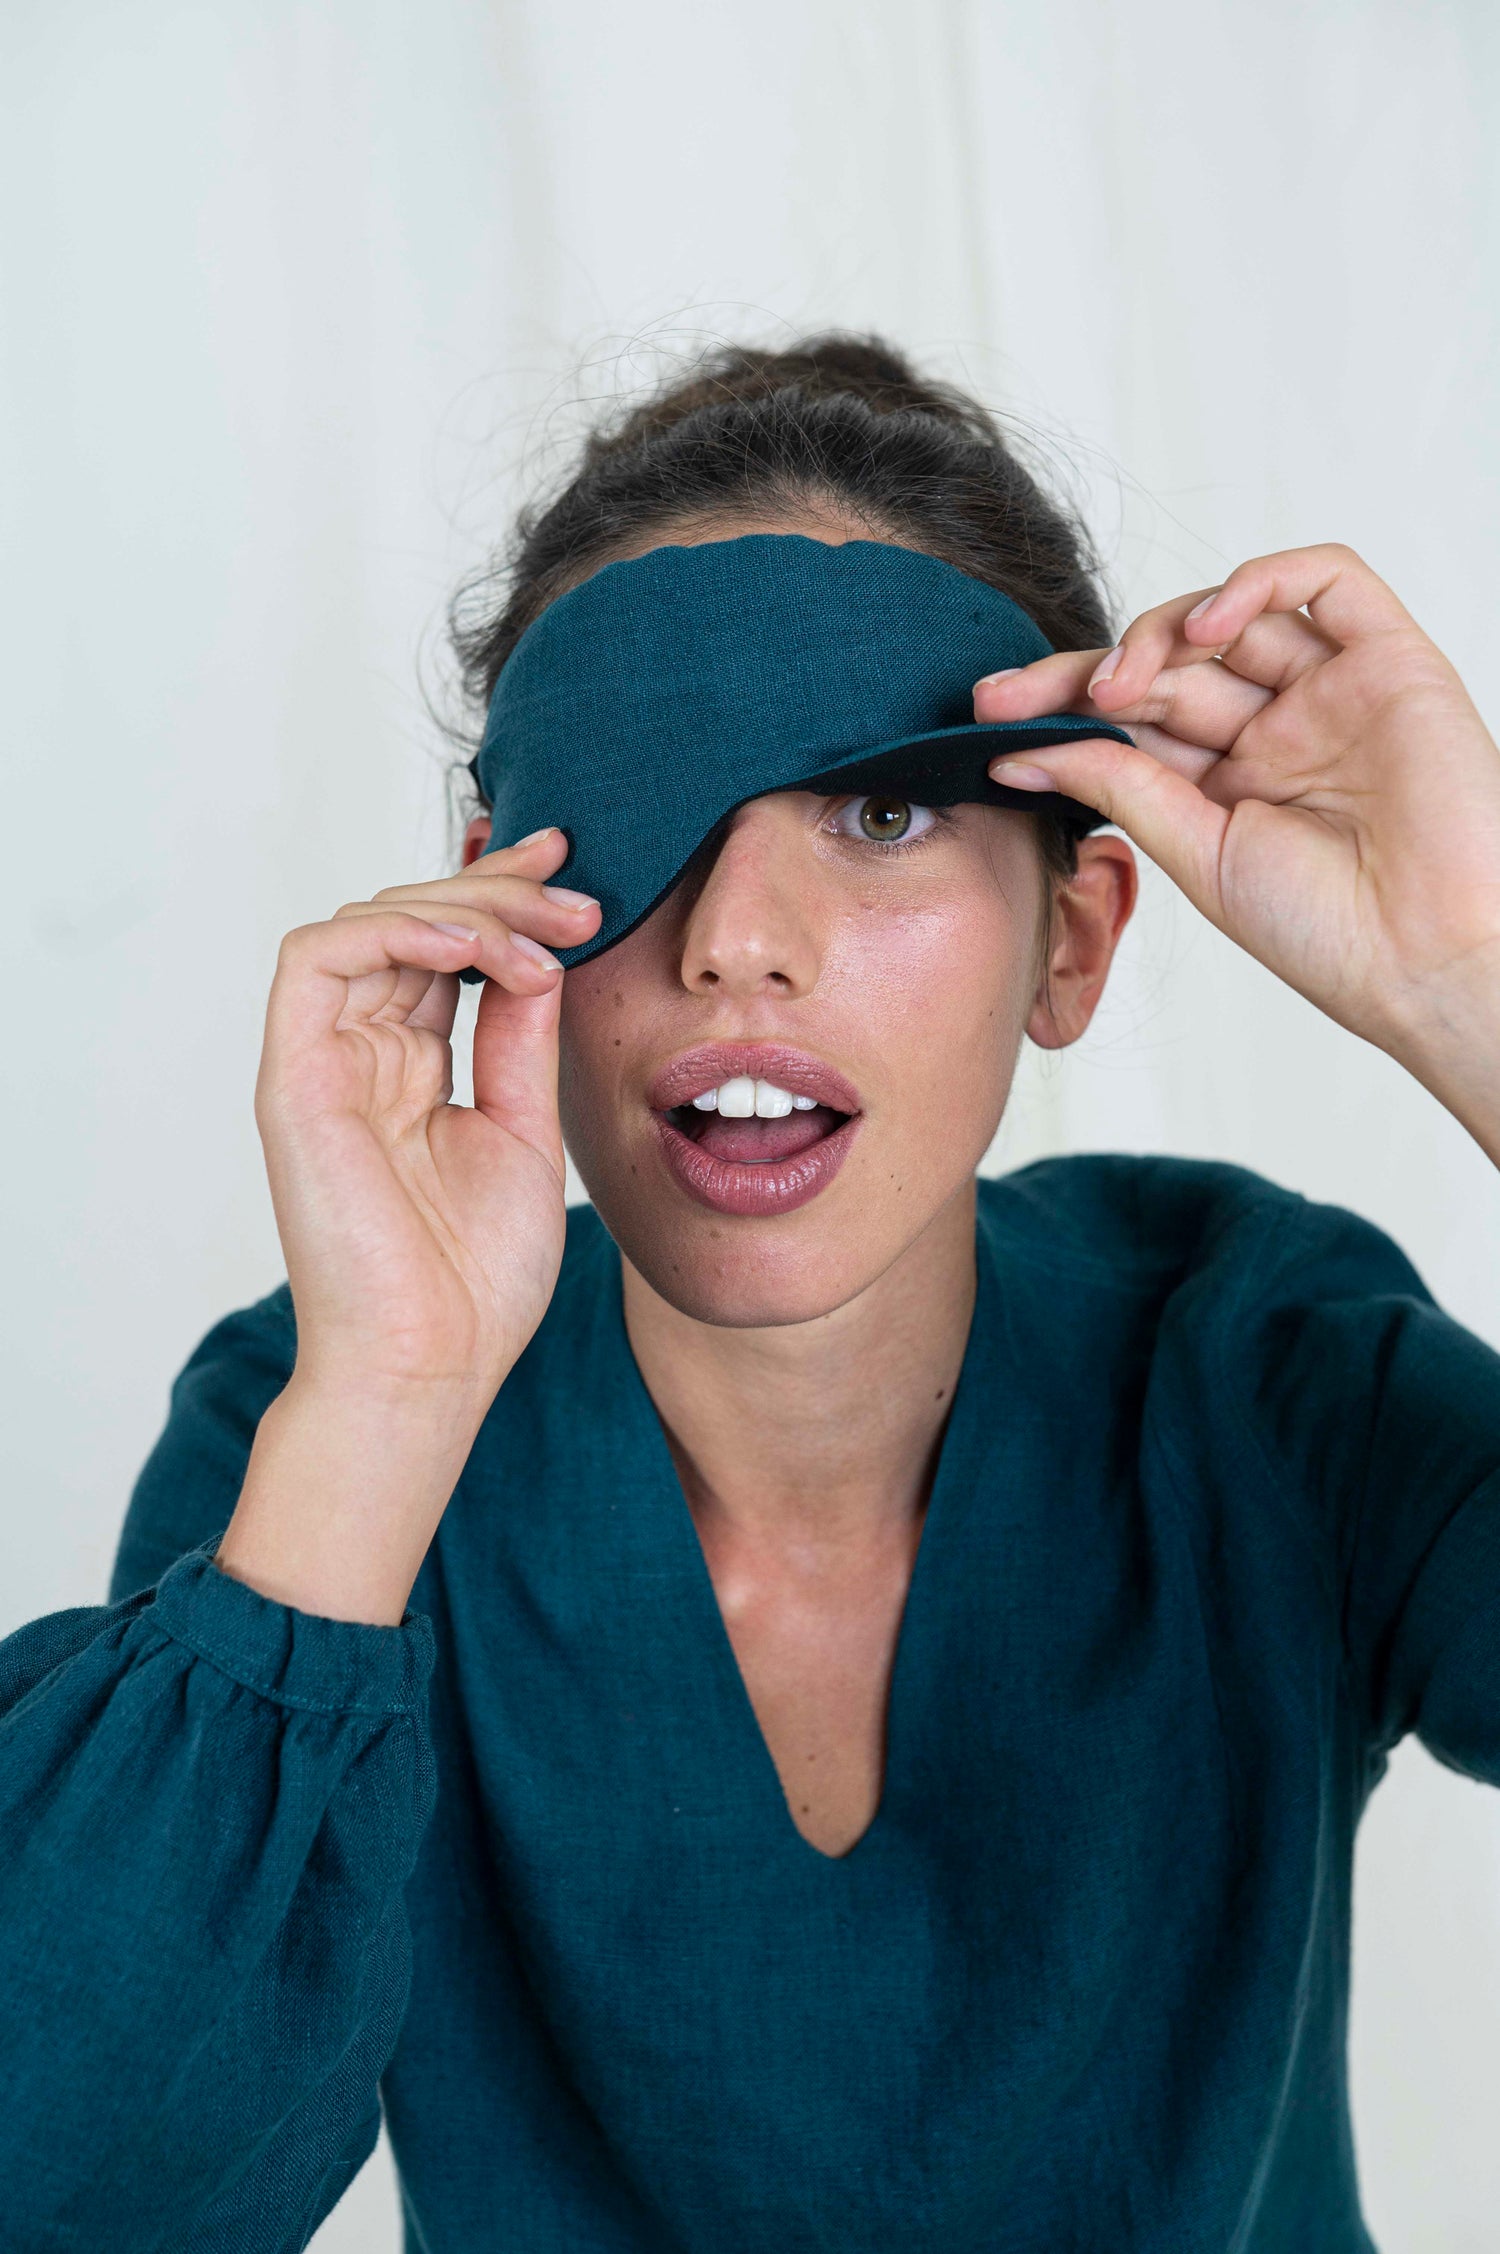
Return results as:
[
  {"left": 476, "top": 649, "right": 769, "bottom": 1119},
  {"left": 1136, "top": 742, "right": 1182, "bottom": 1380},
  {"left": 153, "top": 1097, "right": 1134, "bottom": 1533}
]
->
[
  {"left": 462, "top": 813, "right": 493, "bottom": 867},
  {"left": 1026, "top": 834, "right": 1138, "bottom": 1050}
]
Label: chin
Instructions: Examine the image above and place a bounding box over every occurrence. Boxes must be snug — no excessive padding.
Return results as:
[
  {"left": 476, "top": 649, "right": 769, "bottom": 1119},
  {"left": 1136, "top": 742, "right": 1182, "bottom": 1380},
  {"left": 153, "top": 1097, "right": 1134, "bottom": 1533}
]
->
[
  {"left": 602, "top": 1204, "right": 896, "bottom": 1329},
  {"left": 636, "top": 1226, "right": 893, "bottom": 1325}
]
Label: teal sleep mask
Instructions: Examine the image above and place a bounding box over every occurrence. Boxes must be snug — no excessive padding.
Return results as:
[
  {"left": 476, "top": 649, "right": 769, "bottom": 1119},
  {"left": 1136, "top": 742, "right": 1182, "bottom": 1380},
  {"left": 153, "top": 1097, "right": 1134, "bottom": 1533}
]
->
[{"left": 468, "top": 533, "right": 1129, "bottom": 970}]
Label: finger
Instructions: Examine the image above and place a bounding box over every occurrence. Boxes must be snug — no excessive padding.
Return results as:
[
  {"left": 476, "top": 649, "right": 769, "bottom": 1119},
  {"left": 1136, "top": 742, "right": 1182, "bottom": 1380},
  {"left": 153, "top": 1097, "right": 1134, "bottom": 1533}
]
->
[
  {"left": 469, "top": 824, "right": 570, "bottom": 869},
  {"left": 980, "top": 645, "right": 1272, "bottom": 757},
  {"left": 1099, "top": 610, "right": 1338, "bottom": 705},
  {"left": 1053, "top": 720, "right": 1223, "bottom": 789},
  {"left": 355, "top": 874, "right": 600, "bottom": 946},
  {"left": 270, "top": 909, "right": 560, "bottom": 1056},
  {"left": 988, "top": 738, "right": 1230, "bottom": 927},
  {"left": 1078, "top": 595, "right": 1224, "bottom": 711},
  {"left": 1200, "top": 610, "right": 1339, "bottom": 691},
  {"left": 974, "top": 648, "right": 1104, "bottom": 722},
  {"left": 1062, "top": 594, "right": 1293, "bottom": 713},
  {"left": 1037, "top": 716, "right": 1337, "bottom": 815},
  {"left": 352, "top": 961, "right": 449, "bottom": 1025},
  {"left": 1086, "top": 660, "right": 1272, "bottom": 753},
  {"left": 369, "top": 821, "right": 580, "bottom": 904},
  {"left": 977, "top": 609, "right": 1340, "bottom": 734},
  {"left": 322, "top": 901, "right": 567, "bottom": 992},
  {"left": 404, "top": 963, "right": 463, "bottom": 1041},
  {"left": 1179, "top": 543, "right": 1417, "bottom": 654},
  {"left": 471, "top": 974, "right": 565, "bottom": 1182}
]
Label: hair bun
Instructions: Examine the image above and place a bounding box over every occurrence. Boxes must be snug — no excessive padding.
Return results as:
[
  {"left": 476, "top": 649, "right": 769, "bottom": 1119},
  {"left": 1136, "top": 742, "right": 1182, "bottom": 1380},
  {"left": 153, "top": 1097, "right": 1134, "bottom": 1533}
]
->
[
  {"left": 586, "top": 332, "right": 1001, "bottom": 464},
  {"left": 451, "top": 323, "right": 1111, "bottom": 804}
]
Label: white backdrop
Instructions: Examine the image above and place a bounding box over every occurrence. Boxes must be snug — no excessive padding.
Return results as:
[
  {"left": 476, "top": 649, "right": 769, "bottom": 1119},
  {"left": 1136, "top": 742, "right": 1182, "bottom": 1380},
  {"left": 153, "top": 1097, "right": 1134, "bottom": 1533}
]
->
[{"left": 5, "top": 3, "right": 1499, "bottom": 2247}]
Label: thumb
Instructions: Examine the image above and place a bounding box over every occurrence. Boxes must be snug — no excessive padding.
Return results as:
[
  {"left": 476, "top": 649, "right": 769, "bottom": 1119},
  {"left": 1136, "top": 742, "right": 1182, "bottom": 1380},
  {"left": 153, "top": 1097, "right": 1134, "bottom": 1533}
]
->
[
  {"left": 472, "top": 975, "right": 565, "bottom": 1180},
  {"left": 993, "top": 739, "right": 1229, "bottom": 924}
]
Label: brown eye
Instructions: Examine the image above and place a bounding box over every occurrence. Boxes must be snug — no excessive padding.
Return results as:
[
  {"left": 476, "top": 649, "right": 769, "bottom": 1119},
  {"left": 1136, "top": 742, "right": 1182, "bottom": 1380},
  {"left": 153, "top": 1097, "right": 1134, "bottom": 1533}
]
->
[
  {"left": 858, "top": 797, "right": 913, "bottom": 841},
  {"left": 828, "top": 795, "right": 939, "bottom": 848}
]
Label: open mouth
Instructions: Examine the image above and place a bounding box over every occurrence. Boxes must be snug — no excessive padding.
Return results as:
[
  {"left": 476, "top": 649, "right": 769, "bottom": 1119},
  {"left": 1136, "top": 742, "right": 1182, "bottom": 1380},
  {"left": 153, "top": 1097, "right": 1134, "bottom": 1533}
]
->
[
  {"left": 663, "top": 1100, "right": 851, "bottom": 1166},
  {"left": 646, "top": 1053, "right": 864, "bottom": 1218}
]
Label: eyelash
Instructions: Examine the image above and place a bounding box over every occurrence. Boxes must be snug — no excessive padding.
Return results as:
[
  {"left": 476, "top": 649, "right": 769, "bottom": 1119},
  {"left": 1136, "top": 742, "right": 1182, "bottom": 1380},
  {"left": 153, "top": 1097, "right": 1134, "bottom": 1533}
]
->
[{"left": 826, "top": 797, "right": 954, "bottom": 855}]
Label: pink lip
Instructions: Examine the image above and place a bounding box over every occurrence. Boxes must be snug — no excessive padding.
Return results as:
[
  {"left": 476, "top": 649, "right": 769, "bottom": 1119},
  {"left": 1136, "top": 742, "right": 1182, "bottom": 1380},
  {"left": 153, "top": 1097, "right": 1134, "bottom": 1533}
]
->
[
  {"left": 646, "top": 1041, "right": 864, "bottom": 1219},
  {"left": 647, "top": 1041, "right": 862, "bottom": 1114}
]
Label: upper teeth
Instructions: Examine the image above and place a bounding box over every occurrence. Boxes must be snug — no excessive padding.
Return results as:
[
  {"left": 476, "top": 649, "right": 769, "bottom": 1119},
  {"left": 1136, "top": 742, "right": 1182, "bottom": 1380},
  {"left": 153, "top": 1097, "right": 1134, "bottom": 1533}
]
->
[{"left": 691, "top": 1076, "right": 820, "bottom": 1117}]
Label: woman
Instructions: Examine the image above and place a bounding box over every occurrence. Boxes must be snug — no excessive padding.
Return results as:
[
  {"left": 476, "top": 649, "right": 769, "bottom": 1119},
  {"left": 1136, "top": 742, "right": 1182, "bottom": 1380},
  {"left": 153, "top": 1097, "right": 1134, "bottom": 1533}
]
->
[{"left": 3, "top": 337, "right": 1498, "bottom": 2251}]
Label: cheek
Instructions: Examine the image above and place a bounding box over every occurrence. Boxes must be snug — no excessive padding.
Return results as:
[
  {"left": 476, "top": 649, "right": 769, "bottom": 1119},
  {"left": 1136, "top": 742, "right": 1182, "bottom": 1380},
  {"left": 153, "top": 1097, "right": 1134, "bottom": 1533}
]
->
[
  {"left": 556, "top": 928, "right": 680, "bottom": 1167},
  {"left": 826, "top": 886, "right": 1035, "bottom": 1139},
  {"left": 556, "top": 957, "right": 634, "bottom": 1125}
]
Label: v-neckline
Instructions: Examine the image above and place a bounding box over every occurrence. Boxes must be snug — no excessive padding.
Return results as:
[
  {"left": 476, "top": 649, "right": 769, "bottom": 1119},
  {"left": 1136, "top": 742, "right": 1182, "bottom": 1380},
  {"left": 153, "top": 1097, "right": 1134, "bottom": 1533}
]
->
[{"left": 604, "top": 1210, "right": 999, "bottom": 1868}]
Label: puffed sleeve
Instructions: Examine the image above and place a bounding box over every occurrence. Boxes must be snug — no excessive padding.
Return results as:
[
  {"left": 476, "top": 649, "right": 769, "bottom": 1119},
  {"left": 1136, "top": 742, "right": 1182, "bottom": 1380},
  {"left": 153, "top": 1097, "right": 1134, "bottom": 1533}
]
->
[
  {"left": 1236, "top": 1191, "right": 1500, "bottom": 1782},
  {"left": 0, "top": 1285, "right": 437, "bottom": 2251}
]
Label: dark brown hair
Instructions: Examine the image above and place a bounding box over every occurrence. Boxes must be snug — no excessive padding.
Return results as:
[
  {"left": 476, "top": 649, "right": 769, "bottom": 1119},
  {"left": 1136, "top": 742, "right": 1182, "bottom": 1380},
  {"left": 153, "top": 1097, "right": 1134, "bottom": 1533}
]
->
[{"left": 448, "top": 333, "right": 1113, "bottom": 882}]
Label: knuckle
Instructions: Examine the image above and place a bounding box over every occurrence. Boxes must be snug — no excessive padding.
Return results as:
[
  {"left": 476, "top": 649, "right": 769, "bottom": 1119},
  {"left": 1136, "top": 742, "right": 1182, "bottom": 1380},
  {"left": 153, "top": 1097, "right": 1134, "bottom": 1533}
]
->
[
  {"left": 1142, "top": 672, "right": 1182, "bottom": 725},
  {"left": 1368, "top": 633, "right": 1449, "bottom": 696}
]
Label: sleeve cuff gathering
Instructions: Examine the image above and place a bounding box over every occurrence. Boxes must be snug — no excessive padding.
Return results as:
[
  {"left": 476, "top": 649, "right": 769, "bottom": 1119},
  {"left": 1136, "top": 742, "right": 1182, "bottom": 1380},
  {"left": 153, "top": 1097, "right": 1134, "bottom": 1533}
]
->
[{"left": 149, "top": 1537, "right": 436, "bottom": 1717}]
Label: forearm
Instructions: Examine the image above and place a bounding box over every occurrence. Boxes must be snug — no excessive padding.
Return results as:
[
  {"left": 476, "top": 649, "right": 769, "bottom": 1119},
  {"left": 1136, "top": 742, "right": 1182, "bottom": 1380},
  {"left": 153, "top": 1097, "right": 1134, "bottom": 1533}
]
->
[{"left": 215, "top": 1372, "right": 491, "bottom": 1625}]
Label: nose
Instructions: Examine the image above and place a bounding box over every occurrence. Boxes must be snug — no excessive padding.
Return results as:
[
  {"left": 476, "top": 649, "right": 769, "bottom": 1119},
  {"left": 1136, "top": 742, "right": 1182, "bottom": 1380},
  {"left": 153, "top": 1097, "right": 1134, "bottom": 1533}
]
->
[{"left": 674, "top": 796, "right": 824, "bottom": 1000}]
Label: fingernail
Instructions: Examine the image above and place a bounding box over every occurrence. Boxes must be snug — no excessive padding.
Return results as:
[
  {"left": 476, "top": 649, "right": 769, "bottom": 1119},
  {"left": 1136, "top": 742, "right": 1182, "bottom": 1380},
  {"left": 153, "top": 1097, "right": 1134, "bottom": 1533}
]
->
[
  {"left": 433, "top": 921, "right": 478, "bottom": 938},
  {"left": 976, "top": 667, "right": 1022, "bottom": 687},
  {"left": 1186, "top": 594, "right": 1220, "bottom": 621},
  {"left": 510, "top": 932, "right": 561, "bottom": 968},
  {"left": 514, "top": 826, "right": 556, "bottom": 846},
  {"left": 990, "top": 763, "right": 1058, "bottom": 792},
  {"left": 1087, "top": 645, "right": 1123, "bottom": 694},
  {"left": 541, "top": 885, "right": 599, "bottom": 910}
]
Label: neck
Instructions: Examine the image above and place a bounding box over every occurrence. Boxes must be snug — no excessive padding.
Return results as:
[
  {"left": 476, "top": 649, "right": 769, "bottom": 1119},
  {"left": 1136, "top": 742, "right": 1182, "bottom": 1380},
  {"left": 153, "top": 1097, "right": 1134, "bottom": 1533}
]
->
[{"left": 621, "top": 1178, "right": 979, "bottom": 1550}]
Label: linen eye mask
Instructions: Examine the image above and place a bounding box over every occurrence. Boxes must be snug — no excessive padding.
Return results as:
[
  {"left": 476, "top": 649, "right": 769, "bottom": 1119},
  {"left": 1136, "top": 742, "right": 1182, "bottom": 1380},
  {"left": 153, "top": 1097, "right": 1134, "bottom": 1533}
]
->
[{"left": 465, "top": 532, "right": 1132, "bottom": 973}]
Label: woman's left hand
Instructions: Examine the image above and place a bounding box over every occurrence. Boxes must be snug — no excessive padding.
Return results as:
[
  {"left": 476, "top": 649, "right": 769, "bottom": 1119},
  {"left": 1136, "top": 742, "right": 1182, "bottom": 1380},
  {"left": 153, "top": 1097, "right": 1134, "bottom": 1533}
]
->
[{"left": 976, "top": 543, "right": 1500, "bottom": 1159}]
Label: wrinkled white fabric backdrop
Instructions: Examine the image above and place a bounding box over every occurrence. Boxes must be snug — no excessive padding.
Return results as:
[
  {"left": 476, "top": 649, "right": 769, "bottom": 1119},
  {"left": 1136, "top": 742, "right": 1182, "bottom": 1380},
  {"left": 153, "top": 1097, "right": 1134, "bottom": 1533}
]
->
[{"left": 4, "top": 2, "right": 1499, "bottom": 2246}]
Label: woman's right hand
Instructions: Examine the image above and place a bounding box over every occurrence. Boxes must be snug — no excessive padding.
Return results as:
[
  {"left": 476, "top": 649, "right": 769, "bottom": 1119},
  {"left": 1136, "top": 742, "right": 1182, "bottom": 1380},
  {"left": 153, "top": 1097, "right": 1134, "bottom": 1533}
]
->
[
  {"left": 256, "top": 826, "right": 600, "bottom": 1406},
  {"left": 215, "top": 827, "right": 600, "bottom": 1624}
]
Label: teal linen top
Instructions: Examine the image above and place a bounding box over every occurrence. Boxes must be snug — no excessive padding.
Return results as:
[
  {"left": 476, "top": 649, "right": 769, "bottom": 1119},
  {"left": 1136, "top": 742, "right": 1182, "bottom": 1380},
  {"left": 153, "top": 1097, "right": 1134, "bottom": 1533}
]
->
[{"left": 4, "top": 1155, "right": 1500, "bottom": 2251}]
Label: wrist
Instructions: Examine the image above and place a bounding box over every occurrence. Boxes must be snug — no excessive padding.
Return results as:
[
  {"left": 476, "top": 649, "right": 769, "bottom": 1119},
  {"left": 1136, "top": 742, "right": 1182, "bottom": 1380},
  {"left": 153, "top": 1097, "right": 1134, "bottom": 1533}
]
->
[
  {"left": 215, "top": 1369, "right": 493, "bottom": 1626},
  {"left": 284, "top": 1353, "right": 500, "bottom": 1431},
  {"left": 284, "top": 1301, "right": 511, "bottom": 1396},
  {"left": 1383, "top": 935, "right": 1500, "bottom": 1169}
]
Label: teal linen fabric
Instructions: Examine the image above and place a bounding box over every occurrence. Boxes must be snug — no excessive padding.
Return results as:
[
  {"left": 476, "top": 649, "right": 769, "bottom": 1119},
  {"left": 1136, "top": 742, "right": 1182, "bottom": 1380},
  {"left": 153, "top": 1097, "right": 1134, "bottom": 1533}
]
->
[
  {"left": 473, "top": 535, "right": 1134, "bottom": 967},
  {"left": 4, "top": 1155, "right": 1500, "bottom": 2250}
]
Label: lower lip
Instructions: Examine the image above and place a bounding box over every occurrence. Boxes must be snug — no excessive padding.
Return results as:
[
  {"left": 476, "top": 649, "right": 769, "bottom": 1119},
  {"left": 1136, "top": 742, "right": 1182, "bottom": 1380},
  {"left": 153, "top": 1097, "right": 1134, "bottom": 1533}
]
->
[{"left": 651, "top": 1110, "right": 863, "bottom": 1217}]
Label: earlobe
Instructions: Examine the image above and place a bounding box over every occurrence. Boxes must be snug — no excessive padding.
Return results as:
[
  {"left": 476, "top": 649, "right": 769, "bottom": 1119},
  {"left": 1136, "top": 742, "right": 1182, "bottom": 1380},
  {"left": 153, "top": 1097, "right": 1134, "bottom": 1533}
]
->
[{"left": 1025, "top": 958, "right": 1077, "bottom": 1052}]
